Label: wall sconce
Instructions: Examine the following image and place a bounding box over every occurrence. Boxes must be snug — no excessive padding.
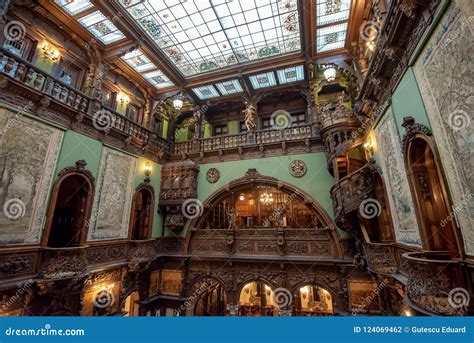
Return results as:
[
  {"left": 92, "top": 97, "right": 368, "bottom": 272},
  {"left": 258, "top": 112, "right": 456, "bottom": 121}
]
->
[
  {"left": 239, "top": 193, "right": 245, "bottom": 201},
  {"left": 144, "top": 161, "right": 152, "bottom": 182},
  {"left": 173, "top": 92, "right": 184, "bottom": 111},
  {"left": 41, "top": 42, "right": 60, "bottom": 62},
  {"left": 366, "top": 41, "right": 376, "bottom": 52},
  {"left": 321, "top": 64, "right": 337, "bottom": 82},
  {"left": 118, "top": 93, "right": 130, "bottom": 105},
  {"left": 363, "top": 141, "right": 374, "bottom": 158}
]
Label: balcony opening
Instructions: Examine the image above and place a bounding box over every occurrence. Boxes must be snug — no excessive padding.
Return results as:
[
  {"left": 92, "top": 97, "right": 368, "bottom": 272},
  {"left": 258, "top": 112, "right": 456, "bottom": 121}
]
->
[
  {"left": 193, "top": 281, "right": 227, "bottom": 316},
  {"left": 239, "top": 281, "right": 278, "bottom": 316},
  {"left": 406, "top": 137, "right": 460, "bottom": 257},
  {"left": 294, "top": 285, "right": 334, "bottom": 316},
  {"left": 130, "top": 187, "right": 154, "bottom": 240},
  {"left": 47, "top": 175, "right": 91, "bottom": 247}
]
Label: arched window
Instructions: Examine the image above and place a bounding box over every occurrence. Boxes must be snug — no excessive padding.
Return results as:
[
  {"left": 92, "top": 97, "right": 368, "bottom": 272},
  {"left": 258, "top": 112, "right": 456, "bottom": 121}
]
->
[
  {"left": 294, "top": 285, "right": 334, "bottom": 316},
  {"left": 402, "top": 118, "right": 461, "bottom": 256},
  {"left": 193, "top": 282, "right": 226, "bottom": 316},
  {"left": 129, "top": 184, "right": 155, "bottom": 240},
  {"left": 43, "top": 160, "right": 94, "bottom": 247},
  {"left": 238, "top": 281, "right": 278, "bottom": 316}
]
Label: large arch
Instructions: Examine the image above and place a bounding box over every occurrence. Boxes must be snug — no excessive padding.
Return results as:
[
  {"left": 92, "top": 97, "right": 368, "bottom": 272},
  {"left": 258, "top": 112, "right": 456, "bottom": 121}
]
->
[{"left": 183, "top": 168, "right": 344, "bottom": 259}]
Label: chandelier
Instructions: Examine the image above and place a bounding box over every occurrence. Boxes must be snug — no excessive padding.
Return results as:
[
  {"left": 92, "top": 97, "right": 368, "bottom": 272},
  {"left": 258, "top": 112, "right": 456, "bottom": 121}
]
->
[{"left": 260, "top": 190, "right": 274, "bottom": 205}]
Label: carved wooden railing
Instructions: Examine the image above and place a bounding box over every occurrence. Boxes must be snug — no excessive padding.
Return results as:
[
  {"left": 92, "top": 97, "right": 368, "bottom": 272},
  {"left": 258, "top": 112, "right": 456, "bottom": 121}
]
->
[
  {"left": 173, "top": 124, "right": 317, "bottom": 155},
  {"left": 364, "top": 242, "right": 398, "bottom": 275},
  {"left": 189, "top": 227, "right": 333, "bottom": 257},
  {"left": 38, "top": 246, "right": 88, "bottom": 279},
  {"left": 401, "top": 251, "right": 469, "bottom": 316},
  {"left": 0, "top": 48, "right": 170, "bottom": 153},
  {"left": 330, "top": 164, "right": 375, "bottom": 223}
]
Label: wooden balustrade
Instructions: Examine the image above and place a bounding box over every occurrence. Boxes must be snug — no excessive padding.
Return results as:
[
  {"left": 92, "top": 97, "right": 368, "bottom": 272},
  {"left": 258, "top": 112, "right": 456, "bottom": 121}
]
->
[
  {"left": 0, "top": 48, "right": 170, "bottom": 153},
  {"left": 173, "top": 124, "right": 317, "bottom": 155}
]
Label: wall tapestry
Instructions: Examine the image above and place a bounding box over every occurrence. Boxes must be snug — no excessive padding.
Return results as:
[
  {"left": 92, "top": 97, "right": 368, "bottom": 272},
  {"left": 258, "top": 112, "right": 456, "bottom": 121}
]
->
[
  {"left": 375, "top": 108, "right": 422, "bottom": 246},
  {"left": 413, "top": 0, "right": 474, "bottom": 254},
  {"left": 0, "top": 109, "right": 63, "bottom": 244},
  {"left": 88, "top": 147, "right": 136, "bottom": 240}
]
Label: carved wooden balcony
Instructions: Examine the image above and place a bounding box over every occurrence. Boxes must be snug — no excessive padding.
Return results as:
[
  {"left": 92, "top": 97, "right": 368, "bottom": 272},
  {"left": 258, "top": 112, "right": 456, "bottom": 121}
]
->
[
  {"left": 188, "top": 227, "right": 336, "bottom": 259},
  {"left": 330, "top": 164, "right": 376, "bottom": 226},
  {"left": 0, "top": 48, "right": 170, "bottom": 159},
  {"left": 172, "top": 124, "right": 322, "bottom": 162},
  {"left": 365, "top": 243, "right": 398, "bottom": 275},
  {"left": 38, "top": 246, "right": 88, "bottom": 280},
  {"left": 401, "top": 251, "right": 470, "bottom": 316}
]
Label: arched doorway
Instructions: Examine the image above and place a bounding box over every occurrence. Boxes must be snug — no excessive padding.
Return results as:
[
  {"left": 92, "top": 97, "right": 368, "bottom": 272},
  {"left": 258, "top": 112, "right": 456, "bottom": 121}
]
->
[
  {"left": 193, "top": 281, "right": 226, "bottom": 316},
  {"left": 129, "top": 185, "right": 154, "bottom": 240},
  {"left": 238, "top": 281, "right": 278, "bottom": 316},
  {"left": 294, "top": 285, "right": 334, "bottom": 316},
  {"left": 43, "top": 161, "right": 94, "bottom": 247},
  {"left": 122, "top": 291, "right": 140, "bottom": 316},
  {"left": 404, "top": 133, "right": 460, "bottom": 256}
]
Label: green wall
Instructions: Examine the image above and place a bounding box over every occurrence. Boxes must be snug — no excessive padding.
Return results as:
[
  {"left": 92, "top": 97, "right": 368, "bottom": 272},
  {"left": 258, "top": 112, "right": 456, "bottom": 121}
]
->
[
  {"left": 228, "top": 120, "right": 239, "bottom": 135},
  {"left": 54, "top": 130, "right": 102, "bottom": 178},
  {"left": 391, "top": 67, "right": 431, "bottom": 137},
  {"left": 204, "top": 122, "right": 213, "bottom": 138},
  {"left": 175, "top": 126, "right": 189, "bottom": 142}
]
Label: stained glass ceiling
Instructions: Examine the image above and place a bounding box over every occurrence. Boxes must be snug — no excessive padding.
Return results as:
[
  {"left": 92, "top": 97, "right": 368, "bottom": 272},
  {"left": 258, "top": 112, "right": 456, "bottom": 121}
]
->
[
  {"left": 78, "top": 11, "right": 126, "bottom": 44},
  {"left": 120, "top": 0, "right": 301, "bottom": 77},
  {"left": 315, "top": 0, "right": 351, "bottom": 53},
  {"left": 54, "top": 0, "right": 94, "bottom": 16},
  {"left": 121, "top": 49, "right": 176, "bottom": 89}
]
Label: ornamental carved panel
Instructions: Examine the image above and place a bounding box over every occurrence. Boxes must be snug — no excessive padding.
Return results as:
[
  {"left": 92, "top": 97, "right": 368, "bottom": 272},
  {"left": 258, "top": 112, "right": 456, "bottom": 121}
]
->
[
  {"left": 206, "top": 168, "right": 220, "bottom": 183},
  {"left": 288, "top": 160, "right": 307, "bottom": 177}
]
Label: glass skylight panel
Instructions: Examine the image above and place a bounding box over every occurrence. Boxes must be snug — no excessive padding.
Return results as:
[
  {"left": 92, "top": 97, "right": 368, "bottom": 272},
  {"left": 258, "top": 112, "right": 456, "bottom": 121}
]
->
[
  {"left": 78, "top": 11, "right": 126, "bottom": 44},
  {"left": 316, "top": 23, "right": 348, "bottom": 52},
  {"left": 277, "top": 65, "right": 305, "bottom": 84},
  {"left": 143, "top": 70, "right": 175, "bottom": 89},
  {"left": 316, "top": 0, "right": 351, "bottom": 26},
  {"left": 249, "top": 72, "right": 277, "bottom": 90},
  {"left": 121, "top": 49, "right": 156, "bottom": 72},
  {"left": 215, "top": 80, "right": 243, "bottom": 96},
  {"left": 120, "top": 0, "right": 301, "bottom": 77},
  {"left": 192, "top": 85, "right": 220, "bottom": 100},
  {"left": 54, "top": 0, "right": 94, "bottom": 16}
]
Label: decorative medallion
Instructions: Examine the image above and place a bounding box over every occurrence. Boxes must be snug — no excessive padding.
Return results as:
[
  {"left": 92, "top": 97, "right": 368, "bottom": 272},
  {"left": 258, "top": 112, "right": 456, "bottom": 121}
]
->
[
  {"left": 289, "top": 160, "right": 307, "bottom": 177},
  {"left": 206, "top": 168, "right": 220, "bottom": 183}
]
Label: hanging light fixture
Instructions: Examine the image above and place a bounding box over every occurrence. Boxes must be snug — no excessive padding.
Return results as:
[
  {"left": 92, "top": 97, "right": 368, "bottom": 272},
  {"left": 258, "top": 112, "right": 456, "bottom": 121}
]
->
[
  {"left": 173, "top": 92, "right": 184, "bottom": 111},
  {"left": 322, "top": 64, "right": 337, "bottom": 82},
  {"left": 260, "top": 190, "right": 274, "bottom": 205}
]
